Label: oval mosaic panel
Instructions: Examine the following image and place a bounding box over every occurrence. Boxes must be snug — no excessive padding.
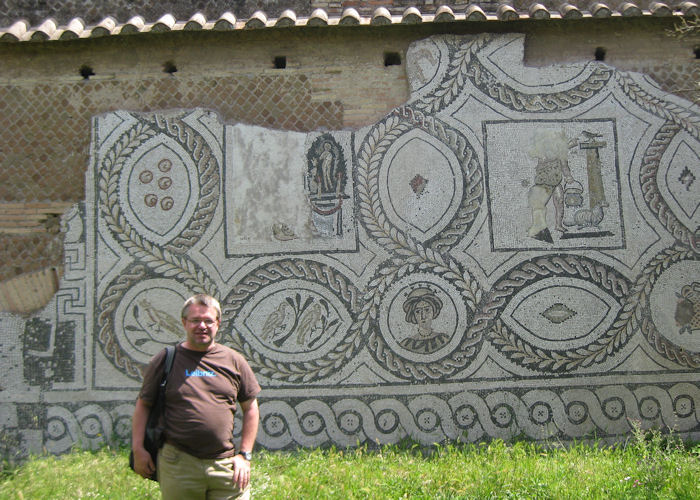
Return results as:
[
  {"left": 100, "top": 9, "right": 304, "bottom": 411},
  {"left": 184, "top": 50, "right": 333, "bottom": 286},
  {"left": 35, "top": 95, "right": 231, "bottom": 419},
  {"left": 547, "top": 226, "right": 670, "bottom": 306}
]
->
[{"left": 221, "top": 259, "right": 363, "bottom": 383}]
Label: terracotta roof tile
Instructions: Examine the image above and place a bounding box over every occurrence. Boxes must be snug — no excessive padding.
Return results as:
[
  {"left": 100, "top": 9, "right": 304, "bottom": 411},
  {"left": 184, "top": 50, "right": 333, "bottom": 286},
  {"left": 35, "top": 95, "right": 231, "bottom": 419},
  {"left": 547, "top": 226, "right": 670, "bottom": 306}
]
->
[{"left": 1, "top": 3, "right": 697, "bottom": 43}]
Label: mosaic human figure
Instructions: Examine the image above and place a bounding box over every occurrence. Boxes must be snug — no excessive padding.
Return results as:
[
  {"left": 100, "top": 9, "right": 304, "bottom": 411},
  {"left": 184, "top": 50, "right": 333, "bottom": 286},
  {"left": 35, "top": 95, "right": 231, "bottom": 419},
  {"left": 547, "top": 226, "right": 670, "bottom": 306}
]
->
[
  {"left": 527, "top": 129, "right": 576, "bottom": 239},
  {"left": 306, "top": 136, "right": 348, "bottom": 237},
  {"left": 399, "top": 287, "right": 450, "bottom": 354},
  {"left": 311, "top": 142, "right": 336, "bottom": 194}
]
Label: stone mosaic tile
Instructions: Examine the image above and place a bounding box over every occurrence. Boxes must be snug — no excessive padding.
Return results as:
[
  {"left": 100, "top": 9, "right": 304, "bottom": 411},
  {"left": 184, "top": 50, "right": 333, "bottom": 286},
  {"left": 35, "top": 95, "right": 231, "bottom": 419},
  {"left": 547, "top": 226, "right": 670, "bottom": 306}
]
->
[{"left": 1, "top": 34, "right": 699, "bottom": 456}]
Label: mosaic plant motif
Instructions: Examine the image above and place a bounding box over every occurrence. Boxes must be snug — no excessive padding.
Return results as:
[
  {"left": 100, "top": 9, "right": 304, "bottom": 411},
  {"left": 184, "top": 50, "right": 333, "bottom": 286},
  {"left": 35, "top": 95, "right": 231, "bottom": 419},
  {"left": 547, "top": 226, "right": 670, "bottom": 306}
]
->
[{"left": 1, "top": 34, "right": 698, "bottom": 455}]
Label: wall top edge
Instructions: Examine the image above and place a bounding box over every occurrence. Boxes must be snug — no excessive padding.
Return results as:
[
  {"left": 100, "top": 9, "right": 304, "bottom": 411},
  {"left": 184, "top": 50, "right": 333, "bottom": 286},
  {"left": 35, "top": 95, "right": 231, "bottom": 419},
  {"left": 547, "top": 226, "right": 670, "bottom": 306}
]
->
[{"left": 1, "top": 3, "right": 698, "bottom": 44}]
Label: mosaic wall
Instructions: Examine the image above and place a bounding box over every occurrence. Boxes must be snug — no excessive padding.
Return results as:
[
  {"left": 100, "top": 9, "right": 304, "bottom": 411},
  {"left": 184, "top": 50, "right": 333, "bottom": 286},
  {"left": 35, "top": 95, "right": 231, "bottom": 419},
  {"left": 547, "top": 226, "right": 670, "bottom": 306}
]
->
[
  {"left": 1, "top": 33, "right": 699, "bottom": 458},
  {"left": 0, "top": 73, "right": 342, "bottom": 282}
]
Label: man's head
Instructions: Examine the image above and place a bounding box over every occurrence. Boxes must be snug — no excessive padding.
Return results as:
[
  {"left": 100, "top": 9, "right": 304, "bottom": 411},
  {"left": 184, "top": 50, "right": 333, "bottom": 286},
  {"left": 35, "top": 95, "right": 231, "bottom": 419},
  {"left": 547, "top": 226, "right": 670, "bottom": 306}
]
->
[
  {"left": 403, "top": 287, "right": 442, "bottom": 325},
  {"left": 181, "top": 294, "right": 221, "bottom": 321},
  {"left": 181, "top": 294, "right": 222, "bottom": 351}
]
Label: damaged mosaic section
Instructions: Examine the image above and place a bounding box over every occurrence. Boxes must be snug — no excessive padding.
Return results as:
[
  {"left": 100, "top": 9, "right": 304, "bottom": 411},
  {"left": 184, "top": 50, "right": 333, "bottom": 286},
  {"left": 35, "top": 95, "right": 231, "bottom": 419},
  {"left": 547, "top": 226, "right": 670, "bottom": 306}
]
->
[
  {"left": 224, "top": 125, "right": 357, "bottom": 255},
  {"left": 1, "top": 34, "right": 698, "bottom": 456}
]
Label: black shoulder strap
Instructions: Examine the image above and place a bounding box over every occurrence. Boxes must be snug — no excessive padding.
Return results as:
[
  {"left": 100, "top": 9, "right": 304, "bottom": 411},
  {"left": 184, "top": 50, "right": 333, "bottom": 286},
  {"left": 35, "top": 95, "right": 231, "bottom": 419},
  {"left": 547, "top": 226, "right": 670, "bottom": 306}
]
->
[
  {"left": 161, "top": 345, "right": 176, "bottom": 386},
  {"left": 154, "top": 346, "right": 176, "bottom": 413}
]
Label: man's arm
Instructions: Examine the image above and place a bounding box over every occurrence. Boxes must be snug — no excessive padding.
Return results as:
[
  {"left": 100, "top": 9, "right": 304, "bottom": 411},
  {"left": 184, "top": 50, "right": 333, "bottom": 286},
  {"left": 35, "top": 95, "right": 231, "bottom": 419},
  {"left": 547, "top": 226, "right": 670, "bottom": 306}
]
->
[
  {"left": 131, "top": 397, "right": 155, "bottom": 478},
  {"left": 239, "top": 397, "right": 259, "bottom": 454},
  {"left": 231, "top": 398, "right": 259, "bottom": 490}
]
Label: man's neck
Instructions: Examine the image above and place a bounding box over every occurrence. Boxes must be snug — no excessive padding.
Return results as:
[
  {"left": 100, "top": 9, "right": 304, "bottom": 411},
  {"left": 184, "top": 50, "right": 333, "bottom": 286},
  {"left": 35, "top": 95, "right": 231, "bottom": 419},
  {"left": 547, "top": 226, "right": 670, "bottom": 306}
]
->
[{"left": 182, "top": 341, "right": 216, "bottom": 352}]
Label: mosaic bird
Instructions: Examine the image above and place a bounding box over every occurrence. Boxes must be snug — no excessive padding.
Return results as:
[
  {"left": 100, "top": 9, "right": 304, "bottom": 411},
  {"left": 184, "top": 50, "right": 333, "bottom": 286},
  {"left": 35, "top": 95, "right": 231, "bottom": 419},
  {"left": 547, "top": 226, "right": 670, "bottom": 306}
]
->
[
  {"left": 296, "top": 303, "right": 324, "bottom": 346},
  {"left": 136, "top": 299, "right": 181, "bottom": 339},
  {"left": 581, "top": 130, "right": 602, "bottom": 140},
  {"left": 261, "top": 301, "right": 291, "bottom": 341}
]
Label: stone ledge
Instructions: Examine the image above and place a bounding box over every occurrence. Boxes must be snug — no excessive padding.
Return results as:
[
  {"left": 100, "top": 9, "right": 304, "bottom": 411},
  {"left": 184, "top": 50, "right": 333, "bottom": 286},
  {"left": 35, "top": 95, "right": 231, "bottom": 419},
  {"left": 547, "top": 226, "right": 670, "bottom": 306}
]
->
[{"left": 0, "top": 203, "right": 73, "bottom": 234}]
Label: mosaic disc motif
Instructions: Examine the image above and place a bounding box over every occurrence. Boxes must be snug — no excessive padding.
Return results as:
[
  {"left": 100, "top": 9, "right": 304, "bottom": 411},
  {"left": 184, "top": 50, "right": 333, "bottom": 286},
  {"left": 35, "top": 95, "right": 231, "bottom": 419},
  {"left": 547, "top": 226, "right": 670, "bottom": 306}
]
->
[{"left": 372, "top": 272, "right": 474, "bottom": 378}]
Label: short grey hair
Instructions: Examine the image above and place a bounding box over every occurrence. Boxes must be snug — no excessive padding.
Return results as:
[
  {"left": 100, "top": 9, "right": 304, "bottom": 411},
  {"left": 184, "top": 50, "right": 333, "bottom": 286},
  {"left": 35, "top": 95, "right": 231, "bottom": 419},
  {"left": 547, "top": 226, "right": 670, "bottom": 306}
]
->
[{"left": 181, "top": 294, "right": 222, "bottom": 321}]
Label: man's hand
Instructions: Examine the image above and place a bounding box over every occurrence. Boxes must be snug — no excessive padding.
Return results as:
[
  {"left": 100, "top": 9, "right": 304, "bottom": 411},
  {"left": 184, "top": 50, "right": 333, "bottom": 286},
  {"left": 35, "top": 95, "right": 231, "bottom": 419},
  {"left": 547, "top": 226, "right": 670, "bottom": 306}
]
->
[
  {"left": 132, "top": 446, "right": 155, "bottom": 478},
  {"left": 232, "top": 454, "right": 251, "bottom": 490},
  {"left": 233, "top": 398, "right": 259, "bottom": 490},
  {"left": 131, "top": 398, "right": 154, "bottom": 478}
]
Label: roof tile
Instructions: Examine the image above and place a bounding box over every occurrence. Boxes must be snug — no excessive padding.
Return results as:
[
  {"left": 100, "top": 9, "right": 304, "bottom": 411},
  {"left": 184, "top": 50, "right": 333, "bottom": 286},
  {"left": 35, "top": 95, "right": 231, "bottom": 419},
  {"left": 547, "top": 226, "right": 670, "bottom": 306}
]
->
[
  {"left": 339, "top": 8, "right": 361, "bottom": 25},
  {"left": 1, "top": 3, "right": 697, "bottom": 43},
  {"left": 213, "top": 12, "right": 237, "bottom": 30}
]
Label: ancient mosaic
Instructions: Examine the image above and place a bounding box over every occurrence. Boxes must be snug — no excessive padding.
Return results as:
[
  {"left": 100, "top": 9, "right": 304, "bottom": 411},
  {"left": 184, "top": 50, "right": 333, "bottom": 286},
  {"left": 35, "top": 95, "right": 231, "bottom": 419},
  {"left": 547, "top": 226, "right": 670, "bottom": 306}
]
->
[{"left": 1, "top": 34, "right": 698, "bottom": 454}]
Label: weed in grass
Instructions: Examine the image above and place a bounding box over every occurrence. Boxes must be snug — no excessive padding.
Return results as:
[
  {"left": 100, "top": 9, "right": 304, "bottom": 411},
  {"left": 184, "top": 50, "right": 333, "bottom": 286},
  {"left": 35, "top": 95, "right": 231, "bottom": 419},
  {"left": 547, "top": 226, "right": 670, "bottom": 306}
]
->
[
  {"left": 612, "top": 419, "right": 693, "bottom": 498},
  {"left": 0, "top": 431, "right": 23, "bottom": 475}
]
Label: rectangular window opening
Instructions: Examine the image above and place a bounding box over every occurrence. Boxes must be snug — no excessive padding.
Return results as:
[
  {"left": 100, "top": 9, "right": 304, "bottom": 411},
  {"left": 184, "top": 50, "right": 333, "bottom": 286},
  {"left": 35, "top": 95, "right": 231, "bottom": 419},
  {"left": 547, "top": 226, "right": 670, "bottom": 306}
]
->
[
  {"left": 384, "top": 52, "right": 402, "bottom": 67},
  {"left": 274, "top": 56, "right": 287, "bottom": 69}
]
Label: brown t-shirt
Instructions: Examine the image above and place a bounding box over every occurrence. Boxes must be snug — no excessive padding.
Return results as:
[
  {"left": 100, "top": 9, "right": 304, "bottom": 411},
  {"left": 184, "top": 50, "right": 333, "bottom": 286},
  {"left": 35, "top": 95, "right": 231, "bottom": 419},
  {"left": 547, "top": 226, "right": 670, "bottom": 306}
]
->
[{"left": 139, "top": 343, "right": 261, "bottom": 459}]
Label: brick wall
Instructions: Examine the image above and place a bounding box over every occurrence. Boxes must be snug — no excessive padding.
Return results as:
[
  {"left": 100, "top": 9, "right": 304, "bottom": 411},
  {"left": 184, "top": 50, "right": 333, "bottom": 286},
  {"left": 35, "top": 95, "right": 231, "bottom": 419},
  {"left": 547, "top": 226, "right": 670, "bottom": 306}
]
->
[
  {"left": 0, "top": 18, "right": 696, "bottom": 312},
  {"left": 0, "top": 17, "right": 698, "bottom": 458}
]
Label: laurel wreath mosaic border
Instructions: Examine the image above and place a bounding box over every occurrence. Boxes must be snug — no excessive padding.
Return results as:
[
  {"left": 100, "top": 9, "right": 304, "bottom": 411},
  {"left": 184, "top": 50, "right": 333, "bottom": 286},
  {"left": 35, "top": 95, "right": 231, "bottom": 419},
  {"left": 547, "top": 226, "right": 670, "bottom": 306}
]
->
[
  {"left": 397, "top": 106, "right": 484, "bottom": 251},
  {"left": 96, "top": 114, "right": 220, "bottom": 378},
  {"left": 615, "top": 72, "right": 700, "bottom": 143},
  {"left": 97, "top": 262, "right": 214, "bottom": 379},
  {"left": 221, "top": 259, "right": 364, "bottom": 383},
  {"left": 616, "top": 69, "right": 699, "bottom": 252},
  {"left": 363, "top": 259, "right": 484, "bottom": 380},
  {"left": 96, "top": 264, "right": 150, "bottom": 379},
  {"left": 636, "top": 245, "right": 700, "bottom": 368},
  {"left": 415, "top": 35, "right": 614, "bottom": 115},
  {"left": 466, "top": 255, "right": 633, "bottom": 372},
  {"left": 144, "top": 114, "right": 221, "bottom": 254},
  {"left": 356, "top": 109, "right": 484, "bottom": 380},
  {"left": 639, "top": 122, "right": 699, "bottom": 252}
]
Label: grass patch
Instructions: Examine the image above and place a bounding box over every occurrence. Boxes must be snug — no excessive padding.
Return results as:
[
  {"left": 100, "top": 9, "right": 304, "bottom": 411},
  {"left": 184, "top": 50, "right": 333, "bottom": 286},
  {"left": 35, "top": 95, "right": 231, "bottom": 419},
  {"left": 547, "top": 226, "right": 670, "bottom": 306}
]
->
[{"left": 1, "top": 428, "right": 698, "bottom": 499}]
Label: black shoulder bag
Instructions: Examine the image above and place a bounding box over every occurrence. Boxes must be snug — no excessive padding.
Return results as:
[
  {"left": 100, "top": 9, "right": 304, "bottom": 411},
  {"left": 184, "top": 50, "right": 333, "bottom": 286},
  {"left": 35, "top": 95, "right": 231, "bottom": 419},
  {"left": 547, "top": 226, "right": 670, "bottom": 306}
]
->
[{"left": 129, "top": 345, "right": 176, "bottom": 481}]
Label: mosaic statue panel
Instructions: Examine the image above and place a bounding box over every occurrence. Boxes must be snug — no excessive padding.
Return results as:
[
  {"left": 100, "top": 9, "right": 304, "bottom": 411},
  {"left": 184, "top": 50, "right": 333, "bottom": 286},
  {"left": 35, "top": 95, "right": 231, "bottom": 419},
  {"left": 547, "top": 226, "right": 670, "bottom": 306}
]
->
[{"left": 0, "top": 34, "right": 698, "bottom": 455}]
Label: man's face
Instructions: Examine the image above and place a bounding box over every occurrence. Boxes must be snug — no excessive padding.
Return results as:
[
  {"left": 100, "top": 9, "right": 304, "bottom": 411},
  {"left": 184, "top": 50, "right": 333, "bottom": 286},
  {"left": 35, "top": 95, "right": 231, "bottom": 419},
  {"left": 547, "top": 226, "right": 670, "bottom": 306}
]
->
[
  {"left": 182, "top": 303, "right": 220, "bottom": 351},
  {"left": 415, "top": 300, "right": 434, "bottom": 331}
]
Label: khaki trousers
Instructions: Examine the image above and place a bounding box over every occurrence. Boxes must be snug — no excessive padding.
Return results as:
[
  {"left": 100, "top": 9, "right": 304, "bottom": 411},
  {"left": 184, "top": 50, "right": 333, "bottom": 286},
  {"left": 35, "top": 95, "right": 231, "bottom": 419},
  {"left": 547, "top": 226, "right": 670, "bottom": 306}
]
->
[{"left": 158, "top": 443, "right": 250, "bottom": 500}]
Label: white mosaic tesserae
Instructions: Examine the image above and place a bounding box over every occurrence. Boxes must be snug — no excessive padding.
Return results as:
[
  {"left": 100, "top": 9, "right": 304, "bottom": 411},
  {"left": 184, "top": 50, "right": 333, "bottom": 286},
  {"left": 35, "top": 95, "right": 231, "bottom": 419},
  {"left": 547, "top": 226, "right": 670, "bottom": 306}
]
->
[{"left": 1, "top": 34, "right": 698, "bottom": 453}]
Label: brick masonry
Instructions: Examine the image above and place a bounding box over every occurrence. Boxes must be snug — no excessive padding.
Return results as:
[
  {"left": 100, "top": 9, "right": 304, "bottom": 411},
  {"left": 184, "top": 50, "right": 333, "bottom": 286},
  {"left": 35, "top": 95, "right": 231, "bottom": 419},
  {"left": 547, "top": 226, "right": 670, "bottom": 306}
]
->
[{"left": 0, "top": 18, "right": 698, "bottom": 459}]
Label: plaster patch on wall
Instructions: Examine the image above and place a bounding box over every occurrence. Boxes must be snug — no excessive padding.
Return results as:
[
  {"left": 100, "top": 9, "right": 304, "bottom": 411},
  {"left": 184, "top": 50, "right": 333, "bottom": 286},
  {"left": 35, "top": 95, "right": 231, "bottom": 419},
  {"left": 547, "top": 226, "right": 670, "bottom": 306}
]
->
[
  {"left": 225, "top": 125, "right": 310, "bottom": 250},
  {"left": 224, "top": 126, "right": 357, "bottom": 255}
]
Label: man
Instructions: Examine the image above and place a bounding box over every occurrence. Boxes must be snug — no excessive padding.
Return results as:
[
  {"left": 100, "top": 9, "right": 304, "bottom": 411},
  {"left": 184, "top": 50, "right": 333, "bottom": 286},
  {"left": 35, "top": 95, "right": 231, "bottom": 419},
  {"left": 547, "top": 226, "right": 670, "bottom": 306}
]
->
[
  {"left": 132, "top": 294, "right": 261, "bottom": 499},
  {"left": 526, "top": 128, "right": 576, "bottom": 239}
]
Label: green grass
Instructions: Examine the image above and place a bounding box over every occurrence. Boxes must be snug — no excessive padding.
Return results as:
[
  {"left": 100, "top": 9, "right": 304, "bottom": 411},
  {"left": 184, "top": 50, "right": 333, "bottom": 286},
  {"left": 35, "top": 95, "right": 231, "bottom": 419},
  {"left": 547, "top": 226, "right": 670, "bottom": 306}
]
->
[{"left": 1, "top": 430, "right": 698, "bottom": 499}]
